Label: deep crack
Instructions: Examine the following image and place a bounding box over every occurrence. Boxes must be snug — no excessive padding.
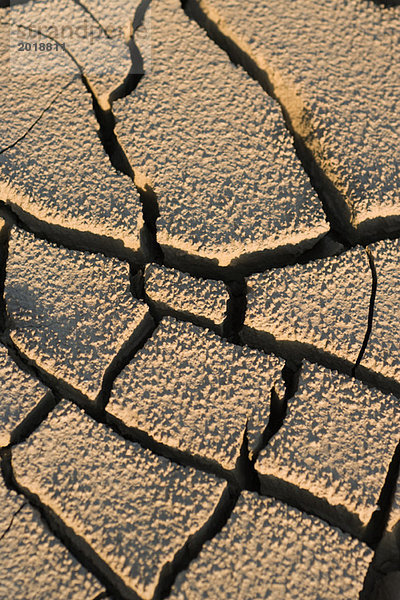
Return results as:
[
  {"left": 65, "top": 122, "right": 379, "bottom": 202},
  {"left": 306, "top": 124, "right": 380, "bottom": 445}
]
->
[
  {"left": 352, "top": 247, "right": 378, "bottom": 377},
  {"left": 0, "top": 218, "right": 10, "bottom": 334},
  {"left": 108, "top": 0, "right": 151, "bottom": 105},
  {"left": 155, "top": 484, "right": 239, "bottom": 600},
  {"left": 363, "top": 440, "right": 400, "bottom": 548},
  {"left": 222, "top": 278, "right": 246, "bottom": 342},
  {"left": 250, "top": 360, "right": 302, "bottom": 461}
]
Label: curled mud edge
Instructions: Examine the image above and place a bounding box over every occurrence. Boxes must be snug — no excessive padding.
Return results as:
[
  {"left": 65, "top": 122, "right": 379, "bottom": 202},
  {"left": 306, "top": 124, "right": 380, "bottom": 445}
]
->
[
  {"left": 0, "top": 182, "right": 146, "bottom": 265},
  {"left": 181, "top": 0, "right": 354, "bottom": 243},
  {"left": 159, "top": 227, "right": 330, "bottom": 280},
  {"left": 241, "top": 321, "right": 400, "bottom": 401},
  {"left": 182, "top": 0, "right": 400, "bottom": 247}
]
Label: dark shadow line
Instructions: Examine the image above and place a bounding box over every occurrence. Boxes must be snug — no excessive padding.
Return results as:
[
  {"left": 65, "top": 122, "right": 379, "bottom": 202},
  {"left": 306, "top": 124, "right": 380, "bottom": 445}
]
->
[
  {"left": 155, "top": 483, "right": 239, "bottom": 600},
  {"left": 180, "top": 0, "right": 354, "bottom": 243},
  {"left": 132, "top": 0, "right": 152, "bottom": 32},
  {"left": 363, "top": 438, "right": 400, "bottom": 548},
  {"left": 0, "top": 501, "right": 27, "bottom": 542},
  {"left": 352, "top": 247, "right": 377, "bottom": 376},
  {"left": 90, "top": 592, "right": 110, "bottom": 600},
  {"left": 108, "top": 0, "right": 151, "bottom": 104},
  {"left": 222, "top": 277, "right": 247, "bottom": 343},
  {"left": 370, "top": 0, "right": 400, "bottom": 6}
]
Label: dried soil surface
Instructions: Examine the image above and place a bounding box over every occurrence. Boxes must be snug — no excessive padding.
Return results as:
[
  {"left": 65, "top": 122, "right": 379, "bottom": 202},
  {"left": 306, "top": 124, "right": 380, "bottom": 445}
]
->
[{"left": 0, "top": 0, "right": 399, "bottom": 598}]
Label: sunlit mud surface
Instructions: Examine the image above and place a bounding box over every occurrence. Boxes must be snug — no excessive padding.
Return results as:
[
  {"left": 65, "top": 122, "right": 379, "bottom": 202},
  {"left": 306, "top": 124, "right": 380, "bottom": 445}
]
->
[{"left": 0, "top": 1, "right": 400, "bottom": 599}]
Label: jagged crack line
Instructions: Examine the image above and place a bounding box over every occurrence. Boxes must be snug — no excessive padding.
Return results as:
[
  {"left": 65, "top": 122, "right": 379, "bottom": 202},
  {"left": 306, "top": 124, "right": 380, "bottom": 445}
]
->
[
  {"left": 105, "top": 399, "right": 367, "bottom": 543},
  {"left": 82, "top": 0, "right": 162, "bottom": 260},
  {"left": 352, "top": 247, "right": 377, "bottom": 377},
  {"left": 154, "top": 483, "right": 240, "bottom": 600},
  {"left": 72, "top": 0, "right": 111, "bottom": 38},
  {"left": 3, "top": 21, "right": 160, "bottom": 262},
  {"left": 4, "top": 270, "right": 400, "bottom": 435},
  {"left": 251, "top": 360, "right": 302, "bottom": 462},
  {"left": 0, "top": 335, "right": 376, "bottom": 546},
  {"left": 0, "top": 79, "right": 76, "bottom": 154},
  {"left": 96, "top": 313, "right": 156, "bottom": 412},
  {"left": 130, "top": 265, "right": 163, "bottom": 325},
  {"left": 104, "top": 409, "right": 237, "bottom": 484},
  {"left": 222, "top": 277, "right": 246, "bottom": 342},
  {"left": 2, "top": 336, "right": 96, "bottom": 410},
  {"left": 9, "top": 391, "right": 59, "bottom": 448},
  {"left": 79, "top": 68, "right": 163, "bottom": 262},
  {"left": 1, "top": 203, "right": 354, "bottom": 281},
  {"left": 108, "top": 0, "right": 152, "bottom": 105},
  {"left": 234, "top": 421, "right": 260, "bottom": 492},
  {"left": 0, "top": 501, "right": 27, "bottom": 543},
  {"left": 132, "top": 0, "right": 152, "bottom": 31}
]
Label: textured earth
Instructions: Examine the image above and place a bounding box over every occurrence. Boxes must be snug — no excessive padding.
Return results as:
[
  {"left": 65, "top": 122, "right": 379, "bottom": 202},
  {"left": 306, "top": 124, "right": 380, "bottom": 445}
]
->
[{"left": 0, "top": 1, "right": 399, "bottom": 599}]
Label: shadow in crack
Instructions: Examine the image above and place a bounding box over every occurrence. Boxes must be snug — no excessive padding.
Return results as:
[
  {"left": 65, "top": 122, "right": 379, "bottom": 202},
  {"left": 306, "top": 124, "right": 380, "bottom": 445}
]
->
[
  {"left": 108, "top": 0, "right": 151, "bottom": 104},
  {"left": 0, "top": 0, "right": 31, "bottom": 6},
  {"left": 370, "top": 0, "right": 400, "bottom": 6}
]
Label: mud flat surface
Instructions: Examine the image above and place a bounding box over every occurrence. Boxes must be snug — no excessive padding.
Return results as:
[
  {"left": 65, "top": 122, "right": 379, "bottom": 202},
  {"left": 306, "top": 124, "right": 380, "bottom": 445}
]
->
[{"left": 0, "top": 0, "right": 399, "bottom": 598}]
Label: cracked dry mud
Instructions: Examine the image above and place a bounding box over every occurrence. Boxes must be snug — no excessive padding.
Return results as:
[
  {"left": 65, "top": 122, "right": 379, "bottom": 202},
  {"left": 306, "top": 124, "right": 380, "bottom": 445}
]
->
[{"left": 0, "top": 0, "right": 399, "bottom": 599}]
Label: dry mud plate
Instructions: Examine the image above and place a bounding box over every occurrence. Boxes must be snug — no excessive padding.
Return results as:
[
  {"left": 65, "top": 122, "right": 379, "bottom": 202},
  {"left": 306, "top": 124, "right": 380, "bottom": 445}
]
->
[{"left": 0, "top": 0, "right": 400, "bottom": 599}]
